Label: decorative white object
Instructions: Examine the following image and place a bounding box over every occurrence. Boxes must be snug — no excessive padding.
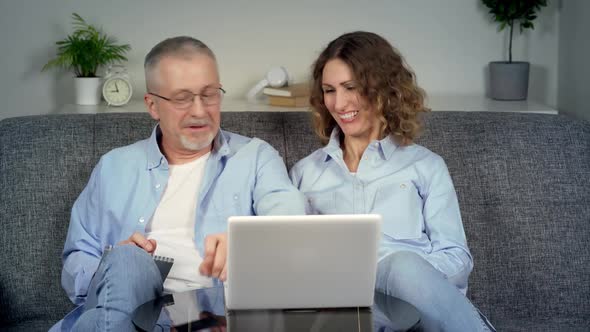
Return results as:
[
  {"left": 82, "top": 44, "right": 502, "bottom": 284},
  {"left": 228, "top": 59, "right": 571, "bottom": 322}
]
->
[
  {"left": 246, "top": 66, "right": 290, "bottom": 102},
  {"left": 75, "top": 77, "right": 102, "bottom": 105},
  {"left": 102, "top": 65, "right": 133, "bottom": 106}
]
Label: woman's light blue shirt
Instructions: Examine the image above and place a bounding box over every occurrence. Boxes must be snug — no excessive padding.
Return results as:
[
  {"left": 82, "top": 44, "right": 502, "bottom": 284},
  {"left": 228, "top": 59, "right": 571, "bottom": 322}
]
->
[{"left": 290, "top": 128, "right": 473, "bottom": 293}]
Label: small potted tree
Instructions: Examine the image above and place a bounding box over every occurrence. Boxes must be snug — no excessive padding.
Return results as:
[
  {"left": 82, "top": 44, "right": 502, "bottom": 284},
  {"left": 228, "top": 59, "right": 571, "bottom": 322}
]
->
[
  {"left": 42, "top": 13, "right": 131, "bottom": 105},
  {"left": 482, "top": 0, "right": 548, "bottom": 100}
]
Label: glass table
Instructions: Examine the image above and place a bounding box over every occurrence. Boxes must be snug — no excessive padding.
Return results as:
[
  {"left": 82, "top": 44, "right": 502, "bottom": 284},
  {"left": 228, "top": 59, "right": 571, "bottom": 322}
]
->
[{"left": 132, "top": 286, "right": 421, "bottom": 331}]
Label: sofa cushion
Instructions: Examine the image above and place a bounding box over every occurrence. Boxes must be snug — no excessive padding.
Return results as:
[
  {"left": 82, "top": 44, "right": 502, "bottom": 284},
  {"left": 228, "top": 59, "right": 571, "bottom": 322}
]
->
[
  {"left": 0, "top": 115, "right": 96, "bottom": 326},
  {"left": 1, "top": 111, "right": 589, "bottom": 329},
  {"left": 0, "top": 319, "right": 61, "bottom": 332},
  {"left": 493, "top": 317, "right": 590, "bottom": 331},
  {"left": 421, "top": 112, "right": 589, "bottom": 324}
]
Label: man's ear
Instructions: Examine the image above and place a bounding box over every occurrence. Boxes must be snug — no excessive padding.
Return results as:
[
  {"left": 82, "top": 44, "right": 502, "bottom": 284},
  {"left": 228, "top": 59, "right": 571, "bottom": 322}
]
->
[{"left": 144, "top": 94, "right": 160, "bottom": 121}]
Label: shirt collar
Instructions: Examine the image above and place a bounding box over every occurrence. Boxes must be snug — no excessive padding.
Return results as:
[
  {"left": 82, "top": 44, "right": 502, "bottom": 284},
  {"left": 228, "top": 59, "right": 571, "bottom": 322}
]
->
[
  {"left": 145, "top": 125, "right": 231, "bottom": 170},
  {"left": 146, "top": 125, "right": 166, "bottom": 170},
  {"left": 377, "top": 134, "right": 399, "bottom": 161},
  {"left": 212, "top": 129, "right": 232, "bottom": 159},
  {"left": 321, "top": 127, "right": 399, "bottom": 162},
  {"left": 321, "top": 127, "right": 344, "bottom": 162}
]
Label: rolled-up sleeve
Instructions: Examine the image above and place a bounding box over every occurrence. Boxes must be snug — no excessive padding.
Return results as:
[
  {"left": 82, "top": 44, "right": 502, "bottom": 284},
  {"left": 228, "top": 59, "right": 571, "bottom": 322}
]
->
[{"left": 61, "top": 161, "right": 103, "bottom": 305}]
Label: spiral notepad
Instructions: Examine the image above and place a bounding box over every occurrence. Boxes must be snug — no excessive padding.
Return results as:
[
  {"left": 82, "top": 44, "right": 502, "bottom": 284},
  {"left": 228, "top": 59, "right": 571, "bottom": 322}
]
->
[
  {"left": 102, "top": 245, "right": 174, "bottom": 281},
  {"left": 153, "top": 255, "right": 174, "bottom": 281}
]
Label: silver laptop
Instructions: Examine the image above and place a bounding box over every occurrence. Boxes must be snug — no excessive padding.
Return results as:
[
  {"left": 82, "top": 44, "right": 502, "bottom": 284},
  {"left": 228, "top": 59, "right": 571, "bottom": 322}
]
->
[{"left": 225, "top": 214, "right": 381, "bottom": 310}]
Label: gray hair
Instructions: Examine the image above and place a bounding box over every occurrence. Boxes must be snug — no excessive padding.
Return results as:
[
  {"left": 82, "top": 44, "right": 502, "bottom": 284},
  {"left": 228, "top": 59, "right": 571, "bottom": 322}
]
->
[{"left": 144, "top": 36, "right": 216, "bottom": 90}]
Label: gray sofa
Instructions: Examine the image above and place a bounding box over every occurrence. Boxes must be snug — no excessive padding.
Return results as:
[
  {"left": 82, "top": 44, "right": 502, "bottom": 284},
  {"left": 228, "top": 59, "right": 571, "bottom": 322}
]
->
[{"left": 0, "top": 111, "right": 588, "bottom": 331}]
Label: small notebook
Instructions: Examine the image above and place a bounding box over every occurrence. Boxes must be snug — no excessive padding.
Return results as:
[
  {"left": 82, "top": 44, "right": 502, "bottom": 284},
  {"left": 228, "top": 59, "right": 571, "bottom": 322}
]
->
[
  {"left": 102, "top": 245, "right": 174, "bottom": 281},
  {"left": 152, "top": 255, "right": 174, "bottom": 281}
]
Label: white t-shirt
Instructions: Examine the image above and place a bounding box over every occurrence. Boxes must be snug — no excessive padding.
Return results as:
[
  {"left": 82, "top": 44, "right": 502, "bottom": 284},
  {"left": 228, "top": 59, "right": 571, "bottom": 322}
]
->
[{"left": 146, "top": 152, "right": 213, "bottom": 293}]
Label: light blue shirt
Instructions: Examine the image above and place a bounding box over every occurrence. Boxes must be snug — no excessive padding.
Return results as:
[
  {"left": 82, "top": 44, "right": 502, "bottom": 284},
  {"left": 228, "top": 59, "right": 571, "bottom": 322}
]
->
[
  {"left": 61, "top": 125, "right": 305, "bottom": 306},
  {"left": 290, "top": 128, "right": 473, "bottom": 292}
]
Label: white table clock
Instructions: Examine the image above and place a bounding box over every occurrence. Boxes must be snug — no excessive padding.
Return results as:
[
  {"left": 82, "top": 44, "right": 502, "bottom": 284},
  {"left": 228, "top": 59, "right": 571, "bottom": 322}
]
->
[{"left": 102, "top": 65, "right": 133, "bottom": 106}]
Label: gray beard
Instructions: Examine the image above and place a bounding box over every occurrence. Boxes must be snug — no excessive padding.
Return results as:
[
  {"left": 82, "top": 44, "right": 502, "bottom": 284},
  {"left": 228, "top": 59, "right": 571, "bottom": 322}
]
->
[{"left": 179, "top": 132, "right": 215, "bottom": 152}]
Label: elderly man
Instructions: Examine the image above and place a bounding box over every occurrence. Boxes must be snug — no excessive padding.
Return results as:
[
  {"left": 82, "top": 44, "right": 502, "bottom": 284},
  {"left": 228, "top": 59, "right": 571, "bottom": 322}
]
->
[{"left": 50, "top": 36, "right": 305, "bottom": 331}]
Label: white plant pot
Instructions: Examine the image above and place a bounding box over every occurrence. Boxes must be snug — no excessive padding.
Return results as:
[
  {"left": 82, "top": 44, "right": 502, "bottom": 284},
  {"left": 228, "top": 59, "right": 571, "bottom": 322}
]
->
[{"left": 75, "top": 77, "right": 102, "bottom": 105}]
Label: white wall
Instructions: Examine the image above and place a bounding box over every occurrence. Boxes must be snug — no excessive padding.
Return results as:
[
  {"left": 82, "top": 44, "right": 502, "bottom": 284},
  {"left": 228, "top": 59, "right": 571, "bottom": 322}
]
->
[
  {"left": 558, "top": 0, "right": 590, "bottom": 121},
  {"left": 0, "top": 0, "right": 560, "bottom": 120}
]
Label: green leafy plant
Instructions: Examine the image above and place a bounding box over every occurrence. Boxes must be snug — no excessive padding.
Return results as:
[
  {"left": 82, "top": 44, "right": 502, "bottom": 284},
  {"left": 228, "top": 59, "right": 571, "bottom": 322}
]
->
[
  {"left": 42, "top": 13, "right": 131, "bottom": 77},
  {"left": 482, "top": 0, "right": 548, "bottom": 62}
]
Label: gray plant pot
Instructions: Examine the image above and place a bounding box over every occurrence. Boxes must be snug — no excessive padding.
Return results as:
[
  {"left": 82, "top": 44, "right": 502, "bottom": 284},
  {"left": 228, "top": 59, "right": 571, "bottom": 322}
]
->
[{"left": 489, "top": 61, "right": 530, "bottom": 100}]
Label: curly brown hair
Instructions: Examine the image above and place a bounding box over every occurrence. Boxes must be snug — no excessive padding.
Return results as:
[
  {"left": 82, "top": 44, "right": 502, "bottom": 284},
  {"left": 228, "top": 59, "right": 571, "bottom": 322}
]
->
[{"left": 310, "top": 31, "right": 430, "bottom": 146}]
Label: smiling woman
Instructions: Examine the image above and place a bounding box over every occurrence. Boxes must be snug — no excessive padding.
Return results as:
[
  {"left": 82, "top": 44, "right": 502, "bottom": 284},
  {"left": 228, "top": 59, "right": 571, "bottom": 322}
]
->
[
  {"left": 290, "top": 31, "right": 496, "bottom": 331},
  {"left": 309, "top": 32, "right": 428, "bottom": 151},
  {"left": 320, "top": 58, "right": 380, "bottom": 150}
]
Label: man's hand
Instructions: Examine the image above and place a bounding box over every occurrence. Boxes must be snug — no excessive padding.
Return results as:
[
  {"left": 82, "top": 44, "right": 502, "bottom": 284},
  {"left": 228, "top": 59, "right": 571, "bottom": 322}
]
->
[
  {"left": 117, "top": 232, "right": 157, "bottom": 254},
  {"left": 199, "top": 233, "right": 227, "bottom": 281}
]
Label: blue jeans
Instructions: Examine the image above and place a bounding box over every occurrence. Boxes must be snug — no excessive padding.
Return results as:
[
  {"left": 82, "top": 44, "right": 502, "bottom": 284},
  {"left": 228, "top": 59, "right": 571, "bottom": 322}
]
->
[
  {"left": 71, "top": 245, "right": 163, "bottom": 332},
  {"left": 376, "top": 251, "right": 495, "bottom": 332}
]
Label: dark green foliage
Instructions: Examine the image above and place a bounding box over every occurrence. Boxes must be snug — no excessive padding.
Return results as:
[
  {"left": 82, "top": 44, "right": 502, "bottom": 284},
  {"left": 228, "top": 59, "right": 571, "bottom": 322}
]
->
[
  {"left": 482, "top": 0, "right": 548, "bottom": 62},
  {"left": 42, "top": 13, "right": 131, "bottom": 77}
]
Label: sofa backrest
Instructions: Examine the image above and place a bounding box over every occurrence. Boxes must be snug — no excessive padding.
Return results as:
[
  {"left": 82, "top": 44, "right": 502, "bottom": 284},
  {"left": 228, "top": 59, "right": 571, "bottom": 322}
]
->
[
  {"left": 408, "top": 112, "right": 590, "bottom": 324},
  {"left": 0, "top": 111, "right": 588, "bottom": 328}
]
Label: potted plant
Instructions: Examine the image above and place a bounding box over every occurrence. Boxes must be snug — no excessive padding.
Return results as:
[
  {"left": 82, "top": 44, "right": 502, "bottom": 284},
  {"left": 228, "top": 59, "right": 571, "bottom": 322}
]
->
[
  {"left": 42, "top": 13, "right": 131, "bottom": 105},
  {"left": 482, "top": 0, "right": 548, "bottom": 100}
]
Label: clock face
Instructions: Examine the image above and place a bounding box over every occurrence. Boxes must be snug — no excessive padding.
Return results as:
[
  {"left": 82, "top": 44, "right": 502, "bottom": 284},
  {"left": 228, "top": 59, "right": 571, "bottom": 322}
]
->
[{"left": 102, "top": 77, "right": 132, "bottom": 106}]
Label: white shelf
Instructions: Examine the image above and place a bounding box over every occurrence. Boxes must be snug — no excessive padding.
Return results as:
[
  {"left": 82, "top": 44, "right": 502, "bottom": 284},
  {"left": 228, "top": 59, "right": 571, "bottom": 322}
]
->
[
  {"left": 57, "top": 99, "right": 308, "bottom": 114},
  {"left": 58, "top": 96, "right": 558, "bottom": 115},
  {"left": 57, "top": 101, "right": 144, "bottom": 114},
  {"left": 221, "top": 99, "right": 308, "bottom": 112},
  {"left": 426, "top": 95, "right": 558, "bottom": 114}
]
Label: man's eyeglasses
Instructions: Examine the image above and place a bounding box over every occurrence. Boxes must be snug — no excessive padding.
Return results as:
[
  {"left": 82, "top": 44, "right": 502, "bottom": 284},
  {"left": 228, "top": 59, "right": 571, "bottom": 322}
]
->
[{"left": 148, "top": 86, "right": 226, "bottom": 109}]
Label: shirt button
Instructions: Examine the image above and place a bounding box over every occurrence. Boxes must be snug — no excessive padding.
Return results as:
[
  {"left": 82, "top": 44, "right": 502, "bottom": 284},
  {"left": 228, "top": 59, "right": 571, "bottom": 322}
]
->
[
  {"left": 139, "top": 217, "right": 145, "bottom": 223},
  {"left": 400, "top": 183, "right": 407, "bottom": 189},
  {"left": 155, "top": 184, "right": 161, "bottom": 189},
  {"left": 233, "top": 195, "right": 238, "bottom": 200}
]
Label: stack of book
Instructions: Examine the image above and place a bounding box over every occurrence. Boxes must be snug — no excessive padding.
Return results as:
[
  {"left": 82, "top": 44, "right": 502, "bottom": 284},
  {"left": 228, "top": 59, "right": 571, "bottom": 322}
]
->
[{"left": 263, "top": 83, "right": 310, "bottom": 107}]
